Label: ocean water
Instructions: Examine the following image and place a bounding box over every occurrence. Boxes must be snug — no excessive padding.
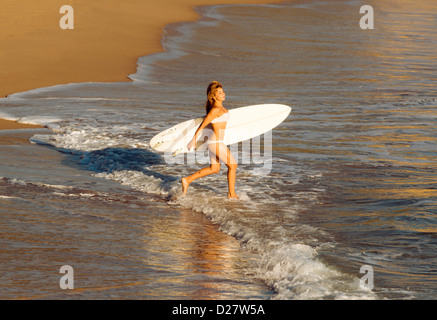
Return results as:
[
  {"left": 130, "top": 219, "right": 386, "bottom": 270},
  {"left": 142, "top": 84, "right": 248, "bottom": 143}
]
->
[{"left": 1, "top": 0, "right": 436, "bottom": 299}]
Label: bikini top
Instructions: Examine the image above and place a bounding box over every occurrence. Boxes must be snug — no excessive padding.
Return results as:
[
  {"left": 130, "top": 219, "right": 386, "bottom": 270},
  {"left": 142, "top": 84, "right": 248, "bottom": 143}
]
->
[{"left": 211, "top": 111, "right": 230, "bottom": 124}]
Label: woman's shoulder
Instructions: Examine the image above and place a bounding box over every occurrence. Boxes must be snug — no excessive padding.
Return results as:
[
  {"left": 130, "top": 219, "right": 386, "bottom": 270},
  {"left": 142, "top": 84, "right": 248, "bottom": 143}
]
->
[
  {"left": 208, "top": 106, "right": 222, "bottom": 115},
  {"left": 210, "top": 106, "right": 228, "bottom": 113}
]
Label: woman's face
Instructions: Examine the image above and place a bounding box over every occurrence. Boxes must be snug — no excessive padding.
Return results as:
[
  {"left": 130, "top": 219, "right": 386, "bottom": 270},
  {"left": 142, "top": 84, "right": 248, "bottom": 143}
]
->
[{"left": 215, "top": 88, "right": 226, "bottom": 102}]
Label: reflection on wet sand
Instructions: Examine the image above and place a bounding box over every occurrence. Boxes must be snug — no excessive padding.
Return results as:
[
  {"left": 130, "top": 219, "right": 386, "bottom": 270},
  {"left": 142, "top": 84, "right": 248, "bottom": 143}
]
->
[{"left": 145, "top": 206, "right": 264, "bottom": 299}]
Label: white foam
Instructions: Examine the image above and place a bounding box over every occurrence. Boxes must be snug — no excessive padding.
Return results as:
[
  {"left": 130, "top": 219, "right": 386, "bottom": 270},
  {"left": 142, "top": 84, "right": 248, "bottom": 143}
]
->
[
  {"left": 0, "top": 112, "right": 18, "bottom": 121},
  {"left": 4, "top": 82, "right": 92, "bottom": 99},
  {"left": 254, "top": 243, "right": 375, "bottom": 300},
  {"left": 9, "top": 178, "right": 27, "bottom": 186},
  {"left": 0, "top": 111, "right": 63, "bottom": 128},
  {"left": 4, "top": 177, "right": 74, "bottom": 191},
  {"left": 17, "top": 116, "right": 63, "bottom": 126},
  {"left": 37, "top": 183, "right": 73, "bottom": 190},
  {"left": 94, "top": 170, "right": 173, "bottom": 197},
  {"left": 0, "top": 195, "right": 18, "bottom": 199}
]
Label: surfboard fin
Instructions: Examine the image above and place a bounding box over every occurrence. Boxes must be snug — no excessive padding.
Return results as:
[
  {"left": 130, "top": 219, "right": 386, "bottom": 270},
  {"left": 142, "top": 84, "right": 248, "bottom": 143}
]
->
[
  {"left": 152, "top": 141, "right": 164, "bottom": 148},
  {"left": 172, "top": 148, "right": 183, "bottom": 157},
  {"left": 152, "top": 141, "right": 172, "bottom": 150}
]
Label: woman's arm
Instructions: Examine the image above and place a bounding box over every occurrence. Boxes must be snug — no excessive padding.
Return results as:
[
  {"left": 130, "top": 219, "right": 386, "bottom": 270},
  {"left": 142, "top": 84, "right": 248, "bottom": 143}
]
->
[{"left": 187, "top": 108, "right": 220, "bottom": 151}]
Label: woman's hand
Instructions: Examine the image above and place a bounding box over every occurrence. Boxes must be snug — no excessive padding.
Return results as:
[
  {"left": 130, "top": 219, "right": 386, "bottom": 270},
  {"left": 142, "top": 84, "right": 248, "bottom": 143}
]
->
[{"left": 187, "top": 138, "right": 196, "bottom": 152}]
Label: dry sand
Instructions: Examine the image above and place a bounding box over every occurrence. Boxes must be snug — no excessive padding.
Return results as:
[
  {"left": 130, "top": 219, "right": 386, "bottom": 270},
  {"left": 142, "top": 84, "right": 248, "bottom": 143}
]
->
[{"left": 1, "top": 0, "right": 278, "bottom": 133}]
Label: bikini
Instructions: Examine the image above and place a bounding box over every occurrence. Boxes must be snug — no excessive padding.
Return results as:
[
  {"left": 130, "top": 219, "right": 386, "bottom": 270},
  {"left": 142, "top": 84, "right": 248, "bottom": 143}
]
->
[
  {"left": 211, "top": 111, "right": 230, "bottom": 124},
  {"left": 208, "top": 111, "right": 230, "bottom": 144}
]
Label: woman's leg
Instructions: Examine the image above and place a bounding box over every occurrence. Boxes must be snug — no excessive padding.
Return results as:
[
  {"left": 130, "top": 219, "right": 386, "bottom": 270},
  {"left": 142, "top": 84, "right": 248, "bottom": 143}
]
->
[
  {"left": 181, "top": 150, "right": 221, "bottom": 194},
  {"left": 182, "top": 141, "right": 238, "bottom": 198},
  {"left": 209, "top": 142, "right": 238, "bottom": 198}
]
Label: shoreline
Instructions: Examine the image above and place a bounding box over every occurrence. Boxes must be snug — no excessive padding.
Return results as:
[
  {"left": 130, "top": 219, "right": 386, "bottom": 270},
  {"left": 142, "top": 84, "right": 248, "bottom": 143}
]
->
[
  {"left": 0, "top": 119, "right": 46, "bottom": 145},
  {"left": 0, "top": 119, "right": 45, "bottom": 130},
  {"left": 0, "top": 0, "right": 280, "bottom": 132}
]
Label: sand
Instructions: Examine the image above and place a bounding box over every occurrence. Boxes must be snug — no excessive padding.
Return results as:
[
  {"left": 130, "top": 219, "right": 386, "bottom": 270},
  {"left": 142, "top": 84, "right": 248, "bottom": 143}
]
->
[
  {"left": 0, "top": 119, "right": 45, "bottom": 130},
  {"left": 0, "top": 0, "right": 279, "bottom": 133},
  {"left": 0, "top": 119, "right": 46, "bottom": 144}
]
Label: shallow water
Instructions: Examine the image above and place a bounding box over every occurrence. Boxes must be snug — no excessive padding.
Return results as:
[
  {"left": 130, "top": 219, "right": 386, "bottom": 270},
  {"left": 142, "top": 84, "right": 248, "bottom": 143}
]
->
[{"left": 1, "top": 0, "right": 436, "bottom": 299}]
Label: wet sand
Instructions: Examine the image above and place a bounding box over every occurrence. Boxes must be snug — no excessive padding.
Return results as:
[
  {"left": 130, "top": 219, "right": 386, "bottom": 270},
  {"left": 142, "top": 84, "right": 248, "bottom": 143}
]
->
[
  {"left": 0, "top": 119, "right": 44, "bottom": 130},
  {"left": 0, "top": 120, "right": 45, "bottom": 144}
]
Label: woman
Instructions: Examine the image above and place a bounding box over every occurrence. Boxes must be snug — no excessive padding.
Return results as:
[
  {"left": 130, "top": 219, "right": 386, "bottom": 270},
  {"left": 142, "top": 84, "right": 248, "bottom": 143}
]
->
[{"left": 181, "top": 81, "right": 239, "bottom": 199}]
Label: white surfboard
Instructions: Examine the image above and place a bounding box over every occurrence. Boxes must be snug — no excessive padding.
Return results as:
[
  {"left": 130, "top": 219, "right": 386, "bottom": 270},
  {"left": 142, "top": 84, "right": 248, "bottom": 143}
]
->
[{"left": 150, "top": 104, "right": 291, "bottom": 156}]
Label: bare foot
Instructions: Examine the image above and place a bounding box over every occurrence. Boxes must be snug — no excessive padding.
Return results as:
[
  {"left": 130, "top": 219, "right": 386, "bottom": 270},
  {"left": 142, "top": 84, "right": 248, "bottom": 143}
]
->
[
  {"left": 181, "top": 177, "right": 189, "bottom": 194},
  {"left": 228, "top": 193, "right": 239, "bottom": 199}
]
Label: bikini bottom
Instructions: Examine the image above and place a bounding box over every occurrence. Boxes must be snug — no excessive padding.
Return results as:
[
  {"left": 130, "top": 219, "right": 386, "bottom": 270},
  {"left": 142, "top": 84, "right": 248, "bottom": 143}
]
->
[{"left": 207, "top": 140, "right": 224, "bottom": 145}]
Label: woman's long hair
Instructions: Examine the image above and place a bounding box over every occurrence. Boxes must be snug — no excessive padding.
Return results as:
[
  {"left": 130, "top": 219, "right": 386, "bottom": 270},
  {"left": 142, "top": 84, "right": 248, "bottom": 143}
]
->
[{"left": 205, "top": 81, "right": 223, "bottom": 114}]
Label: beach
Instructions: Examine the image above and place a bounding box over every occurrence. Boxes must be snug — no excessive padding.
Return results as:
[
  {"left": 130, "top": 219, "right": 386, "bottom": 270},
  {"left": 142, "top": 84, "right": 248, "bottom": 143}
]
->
[
  {"left": 0, "top": 0, "right": 281, "bottom": 300},
  {"left": 1, "top": 0, "right": 436, "bottom": 300},
  {"left": 0, "top": 0, "right": 279, "bottom": 98}
]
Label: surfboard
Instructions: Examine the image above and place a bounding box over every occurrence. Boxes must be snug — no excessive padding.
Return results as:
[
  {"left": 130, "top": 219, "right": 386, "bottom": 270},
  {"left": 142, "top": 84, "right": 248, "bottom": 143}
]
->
[{"left": 150, "top": 104, "right": 292, "bottom": 156}]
